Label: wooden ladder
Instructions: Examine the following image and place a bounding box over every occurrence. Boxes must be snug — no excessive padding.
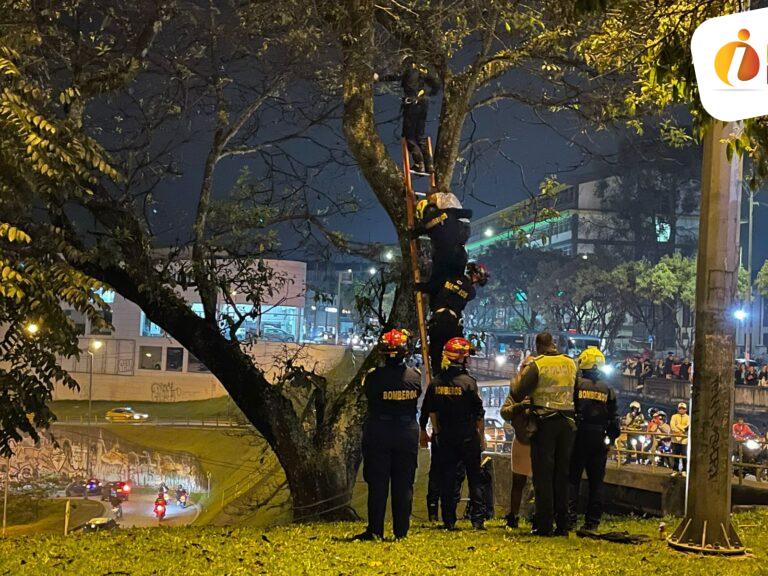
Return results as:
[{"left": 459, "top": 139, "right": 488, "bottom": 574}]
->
[{"left": 402, "top": 137, "right": 436, "bottom": 383}]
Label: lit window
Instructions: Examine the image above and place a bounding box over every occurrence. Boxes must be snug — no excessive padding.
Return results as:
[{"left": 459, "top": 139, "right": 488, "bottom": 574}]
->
[{"left": 139, "top": 346, "right": 163, "bottom": 370}]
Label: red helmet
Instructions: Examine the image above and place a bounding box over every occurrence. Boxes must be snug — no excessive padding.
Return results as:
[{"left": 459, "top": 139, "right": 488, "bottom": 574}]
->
[
  {"left": 379, "top": 329, "right": 410, "bottom": 357},
  {"left": 442, "top": 337, "right": 473, "bottom": 364},
  {"left": 467, "top": 262, "right": 489, "bottom": 286}
]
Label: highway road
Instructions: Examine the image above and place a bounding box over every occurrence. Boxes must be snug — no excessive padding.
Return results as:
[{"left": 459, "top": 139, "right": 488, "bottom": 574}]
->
[{"left": 116, "top": 492, "right": 199, "bottom": 528}]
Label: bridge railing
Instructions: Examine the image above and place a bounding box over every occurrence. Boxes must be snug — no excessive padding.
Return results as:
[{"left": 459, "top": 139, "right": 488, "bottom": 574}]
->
[{"left": 484, "top": 428, "right": 768, "bottom": 483}]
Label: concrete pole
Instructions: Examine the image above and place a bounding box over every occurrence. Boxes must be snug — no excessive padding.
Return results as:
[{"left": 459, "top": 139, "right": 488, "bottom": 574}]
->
[
  {"left": 85, "top": 350, "right": 94, "bottom": 489},
  {"left": 2, "top": 455, "right": 9, "bottom": 538},
  {"left": 745, "top": 187, "right": 754, "bottom": 359},
  {"left": 668, "top": 122, "right": 744, "bottom": 554}
]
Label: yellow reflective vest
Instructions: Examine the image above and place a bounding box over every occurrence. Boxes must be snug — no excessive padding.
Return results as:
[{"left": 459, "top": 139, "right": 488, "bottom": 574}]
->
[{"left": 531, "top": 354, "right": 577, "bottom": 411}]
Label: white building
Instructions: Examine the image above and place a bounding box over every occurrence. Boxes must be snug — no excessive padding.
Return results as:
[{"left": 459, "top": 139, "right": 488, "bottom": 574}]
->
[{"left": 53, "top": 259, "right": 345, "bottom": 402}]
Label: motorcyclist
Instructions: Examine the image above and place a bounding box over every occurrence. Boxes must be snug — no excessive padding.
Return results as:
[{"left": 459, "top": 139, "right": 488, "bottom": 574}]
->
[
  {"left": 622, "top": 401, "right": 646, "bottom": 463},
  {"left": 109, "top": 494, "right": 123, "bottom": 519},
  {"left": 733, "top": 417, "right": 756, "bottom": 441},
  {"left": 154, "top": 492, "right": 167, "bottom": 519}
]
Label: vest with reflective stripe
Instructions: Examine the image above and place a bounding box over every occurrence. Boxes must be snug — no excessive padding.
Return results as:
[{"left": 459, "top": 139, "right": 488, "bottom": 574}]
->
[{"left": 531, "top": 354, "right": 577, "bottom": 411}]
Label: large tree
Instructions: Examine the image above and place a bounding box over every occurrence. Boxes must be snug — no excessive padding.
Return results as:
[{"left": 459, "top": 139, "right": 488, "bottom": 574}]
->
[{"left": 1, "top": 0, "right": 743, "bottom": 519}]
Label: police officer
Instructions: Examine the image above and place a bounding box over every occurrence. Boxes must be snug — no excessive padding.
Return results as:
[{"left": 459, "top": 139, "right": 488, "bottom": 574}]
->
[
  {"left": 374, "top": 55, "right": 441, "bottom": 175},
  {"left": 354, "top": 329, "right": 422, "bottom": 541},
  {"left": 413, "top": 191, "right": 473, "bottom": 291},
  {"left": 568, "top": 347, "right": 620, "bottom": 532},
  {"left": 426, "top": 337, "right": 486, "bottom": 530},
  {"left": 418, "top": 262, "right": 489, "bottom": 377},
  {"left": 510, "top": 332, "right": 577, "bottom": 536}
]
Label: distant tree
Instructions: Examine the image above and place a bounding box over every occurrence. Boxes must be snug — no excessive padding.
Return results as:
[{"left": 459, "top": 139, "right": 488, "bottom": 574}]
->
[
  {"left": 528, "top": 259, "right": 627, "bottom": 348},
  {"left": 589, "top": 139, "right": 700, "bottom": 261},
  {"left": 757, "top": 261, "right": 768, "bottom": 298},
  {"left": 467, "top": 244, "right": 567, "bottom": 333}
]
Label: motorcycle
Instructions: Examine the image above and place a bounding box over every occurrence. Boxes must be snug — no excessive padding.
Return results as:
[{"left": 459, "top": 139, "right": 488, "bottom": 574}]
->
[
  {"left": 177, "top": 492, "right": 188, "bottom": 508},
  {"left": 111, "top": 503, "right": 123, "bottom": 519},
  {"left": 654, "top": 437, "right": 674, "bottom": 468},
  {"left": 154, "top": 502, "right": 166, "bottom": 521},
  {"left": 627, "top": 433, "right": 653, "bottom": 464}
]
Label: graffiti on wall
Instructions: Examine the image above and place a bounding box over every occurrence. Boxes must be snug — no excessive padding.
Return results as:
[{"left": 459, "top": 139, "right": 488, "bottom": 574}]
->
[
  {"left": 8, "top": 428, "right": 204, "bottom": 491},
  {"left": 151, "top": 382, "right": 183, "bottom": 403}
]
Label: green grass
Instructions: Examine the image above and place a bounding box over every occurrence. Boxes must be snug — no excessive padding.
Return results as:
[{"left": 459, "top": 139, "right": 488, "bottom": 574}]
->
[
  {"left": 1, "top": 511, "right": 767, "bottom": 574},
  {"left": 3, "top": 498, "right": 103, "bottom": 537},
  {"left": 50, "top": 396, "right": 243, "bottom": 422}
]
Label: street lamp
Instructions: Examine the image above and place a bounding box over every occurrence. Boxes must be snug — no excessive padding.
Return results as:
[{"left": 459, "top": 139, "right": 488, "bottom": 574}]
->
[
  {"left": 24, "top": 323, "right": 39, "bottom": 335},
  {"left": 734, "top": 309, "right": 748, "bottom": 322},
  {"left": 384, "top": 250, "right": 394, "bottom": 261},
  {"left": 484, "top": 227, "right": 494, "bottom": 238},
  {"left": 368, "top": 267, "right": 377, "bottom": 276},
  {"left": 84, "top": 339, "right": 103, "bottom": 489}
]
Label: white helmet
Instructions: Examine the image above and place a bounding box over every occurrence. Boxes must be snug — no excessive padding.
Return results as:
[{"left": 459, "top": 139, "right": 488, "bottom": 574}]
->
[{"left": 629, "top": 400, "right": 641, "bottom": 411}]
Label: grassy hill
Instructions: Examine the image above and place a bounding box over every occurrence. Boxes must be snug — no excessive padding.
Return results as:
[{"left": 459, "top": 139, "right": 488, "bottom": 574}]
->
[
  {"left": 3, "top": 498, "right": 103, "bottom": 537},
  {"left": 1, "top": 511, "right": 766, "bottom": 575},
  {"left": 50, "top": 396, "right": 242, "bottom": 423}
]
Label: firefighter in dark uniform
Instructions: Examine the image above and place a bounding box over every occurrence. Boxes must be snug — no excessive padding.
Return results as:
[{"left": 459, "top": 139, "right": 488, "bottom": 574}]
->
[
  {"left": 510, "top": 332, "right": 578, "bottom": 536},
  {"left": 425, "top": 337, "right": 486, "bottom": 530},
  {"left": 418, "top": 262, "right": 488, "bottom": 377},
  {"left": 354, "top": 329, "right": 422, "bottom": 541},
  {"left": 413, "top": 193, "right": 473, "bottom": 292},
  {"left": 374, "top": 56, "right": 441, "bottom": 175},
  {"left": 569, "top": 347, "right": 620, "bottom": 532},
  {"left": 420, "top": 385, "right": 465, "bottom": 522}
]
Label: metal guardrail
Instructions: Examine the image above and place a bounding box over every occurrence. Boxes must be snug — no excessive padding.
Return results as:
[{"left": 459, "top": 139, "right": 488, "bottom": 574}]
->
[
  {"left": 484, "top": 428, "right": 768, "bottom": 483},
  {"left": 54, "top": 415, "right": 251, "bottom": 429}
]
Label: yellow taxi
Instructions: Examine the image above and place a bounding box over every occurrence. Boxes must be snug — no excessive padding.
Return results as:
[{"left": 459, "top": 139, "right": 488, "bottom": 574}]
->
[{"left": 105, "top": 406, "right": 149, "bottom": 422}]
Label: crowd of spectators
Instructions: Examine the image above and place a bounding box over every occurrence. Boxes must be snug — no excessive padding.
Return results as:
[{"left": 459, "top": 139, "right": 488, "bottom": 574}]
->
[
  {"left": 620, "top": 352, "right": 693, "bottom": 384},
  {"left": 734, "top": 362, "right": 768, "bottom": 387}
]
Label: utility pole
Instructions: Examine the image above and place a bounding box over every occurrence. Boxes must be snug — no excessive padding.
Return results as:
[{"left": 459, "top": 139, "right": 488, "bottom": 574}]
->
[
  {"left": 668, "top": 122, "right": 745, "bottom": 555},
  {"left": 2, "top": 455, "right": 9, "bottom": 538},
  {"left": 745, "top": 186, "right": 755, "bottom": 359}
]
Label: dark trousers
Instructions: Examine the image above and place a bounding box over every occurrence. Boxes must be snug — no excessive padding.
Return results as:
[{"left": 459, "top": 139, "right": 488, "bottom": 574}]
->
[
  {"left": 427, "top": 245, "right": 468, "bottom": 293},
  {"left": 402, "top": 101, "right": 431, "bottom": 169},
  {"left": 437, "top": 426, "right": 484, "bottom": 527},
  {"left": 509, "top": 472, "right": 528, "bottom": 517},
  {"left": 530, "top": 413, "right": 576, "bottom": 533},
  {"left": 362, "top": 418, "right": 419, "bottom": 538},
  {"left": 426, "top": 437, "right": 465, "bottom": 518},
  {"left": 568, "top": 429, "right": 608, "bottom": 529},
  {"left": 427, "top": 312, "right": 462, "bottom": 377},
  {"left": 672, "top": 442, "right": 687, "bottom": 472}
]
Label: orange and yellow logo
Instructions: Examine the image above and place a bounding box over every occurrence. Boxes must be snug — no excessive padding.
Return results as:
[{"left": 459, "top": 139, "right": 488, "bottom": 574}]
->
[{"left": 714, "top": 28, "right": 760, "bottom": 86}]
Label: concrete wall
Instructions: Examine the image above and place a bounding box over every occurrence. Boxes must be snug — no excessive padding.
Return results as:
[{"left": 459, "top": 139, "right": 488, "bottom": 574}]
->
[{"left": 53, "top": 343, "right": 348, "bottom": 402}]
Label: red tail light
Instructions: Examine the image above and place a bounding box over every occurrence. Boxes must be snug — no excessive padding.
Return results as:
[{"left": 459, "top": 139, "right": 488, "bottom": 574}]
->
[{"left": 122, "top": 485, "right": 130, "bottom": 492}]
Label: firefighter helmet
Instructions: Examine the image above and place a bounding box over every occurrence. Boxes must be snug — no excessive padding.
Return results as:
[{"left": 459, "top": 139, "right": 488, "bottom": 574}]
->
[
  {"left": 577, "top": 346, "right": 605, "bottom": 371},
  {"left": 442, "top": 337, "right": 473, "bottom": 365},
  {"left": 466, "top": 262, "right": 489, "bottom": 286},
  {"left": 379, "top": 329, "right": 410, "bottom": 358}
]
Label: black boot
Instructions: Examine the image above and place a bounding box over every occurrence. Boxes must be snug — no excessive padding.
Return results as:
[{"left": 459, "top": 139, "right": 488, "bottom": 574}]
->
[
  {"left": 505, "top": 514, "right": 519, "bottom": 529},
  {"left": 352, "top": 531, "right": 380, "bottom": 541}
]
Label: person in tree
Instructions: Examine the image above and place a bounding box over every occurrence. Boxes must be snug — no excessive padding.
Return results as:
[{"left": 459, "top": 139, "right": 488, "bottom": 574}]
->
[
  {"left": 418, "top": 262, "right": 489, "bottom": 377},
  {"left": 413, "top": 189, "right": 473, "bottom": 292},
  {"left": 374, "top": 55, "right": 441, "bottom": 175}
]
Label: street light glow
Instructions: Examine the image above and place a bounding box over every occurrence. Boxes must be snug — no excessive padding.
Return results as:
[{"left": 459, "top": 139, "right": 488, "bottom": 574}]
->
[
  {"left": 384, "top": 250, "right": 394, "bottom": 261},
  {"left": 581, "top": 254, "right": 589, "bottom": 260},
  {"left": 90, "top": 339, "right": 103, "bottom": 351},
  {"left": 24, "top": 323, "right": 39, "bottom": 335},
  {"left": 484, "top": 227, "right": 494, "bottom": 238},
  {"left": 734, "top": 309, "right": 748, "bottom": 321},
  {"left": 369, "top": 267, "right": 377, "bottom": 275}
]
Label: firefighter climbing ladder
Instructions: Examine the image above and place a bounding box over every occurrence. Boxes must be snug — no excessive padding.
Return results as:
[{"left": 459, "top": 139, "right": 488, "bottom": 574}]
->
[{"left": 402, "top": 137, "right": 436, "bottom": 383}]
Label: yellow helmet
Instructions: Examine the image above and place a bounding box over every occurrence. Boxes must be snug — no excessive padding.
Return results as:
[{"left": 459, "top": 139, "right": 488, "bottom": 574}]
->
[
  {"left": 416, "top": 199, "right": 428, "bottom": 221},
  {"left": 577, "top": 346, "right": 605, "bottom": 371}
]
